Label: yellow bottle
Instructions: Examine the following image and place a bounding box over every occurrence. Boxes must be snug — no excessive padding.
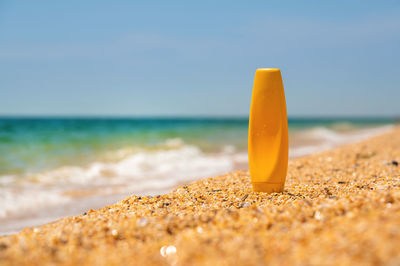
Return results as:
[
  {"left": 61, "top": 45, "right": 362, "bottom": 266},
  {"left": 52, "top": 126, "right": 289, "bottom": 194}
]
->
[{"left": 248, "top": 68, "right": 288, "bottom": 193}]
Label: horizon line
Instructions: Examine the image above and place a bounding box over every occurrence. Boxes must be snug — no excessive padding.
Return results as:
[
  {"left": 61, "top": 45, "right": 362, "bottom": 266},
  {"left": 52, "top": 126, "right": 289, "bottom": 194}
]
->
[{"left": 0, "top": 114, "right": 398, "bottom": 120}]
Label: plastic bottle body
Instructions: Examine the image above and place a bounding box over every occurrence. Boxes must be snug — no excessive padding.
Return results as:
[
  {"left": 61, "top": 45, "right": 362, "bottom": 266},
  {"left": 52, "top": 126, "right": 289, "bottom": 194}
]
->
[{"left": 248, "top": 68, "right": 288, "bottom": 193}]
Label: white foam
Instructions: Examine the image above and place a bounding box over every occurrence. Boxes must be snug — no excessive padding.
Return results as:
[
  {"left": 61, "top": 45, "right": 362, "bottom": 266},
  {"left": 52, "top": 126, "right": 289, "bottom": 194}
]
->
[
  {"left": 0, "top": 141, "right": 235, "bottom": 222},
  {"left": 0, "top": 187, "right": 70, "bottom": 219},
  {"left": 290, "top": 125, "right": 393, "bottom": 158}
]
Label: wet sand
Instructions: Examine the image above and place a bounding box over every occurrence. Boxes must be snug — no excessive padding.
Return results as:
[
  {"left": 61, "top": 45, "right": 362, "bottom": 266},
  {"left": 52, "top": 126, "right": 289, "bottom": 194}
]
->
[{"left": 1, "top": 127, "right": 399, "bottom": 265}]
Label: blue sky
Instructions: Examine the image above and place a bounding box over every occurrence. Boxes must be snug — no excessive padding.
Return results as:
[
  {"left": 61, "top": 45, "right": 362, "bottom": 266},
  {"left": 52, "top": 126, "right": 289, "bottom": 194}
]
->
[{"left": 1, "top": 0, "right": 399, "bottom": 117}]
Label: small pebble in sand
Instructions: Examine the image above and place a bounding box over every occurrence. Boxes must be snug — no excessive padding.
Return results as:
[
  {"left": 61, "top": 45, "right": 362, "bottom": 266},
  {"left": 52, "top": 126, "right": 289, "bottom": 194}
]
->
[
  {"left": 136, "top": 217, "right": 149, "bottom": 227},
  {"left": 196, "top": 226, "right": 204, "bottom": 233},
  {"left": 111, "top": 229, "right": 118, "bottom": 237},
  {"left": 314, "top": 211, "right": 323, "bottom": 220},
  {"left": 160, "top": 245, "right": 177, "bottom": 257}
]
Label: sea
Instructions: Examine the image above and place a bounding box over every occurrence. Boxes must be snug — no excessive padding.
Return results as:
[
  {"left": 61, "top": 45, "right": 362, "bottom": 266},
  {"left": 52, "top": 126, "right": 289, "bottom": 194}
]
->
[{"left": 0, "top": 117, "right": 395, "bottom": 234}]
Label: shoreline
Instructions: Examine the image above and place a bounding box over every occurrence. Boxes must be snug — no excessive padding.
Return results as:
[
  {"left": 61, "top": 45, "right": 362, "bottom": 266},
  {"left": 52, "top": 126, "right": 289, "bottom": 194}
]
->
[
  {"left": 1, "top": 127, "right": 400, "bottom": 264},
  {"left": 0, "top": 124, "right": 393, "bottom": 235}
]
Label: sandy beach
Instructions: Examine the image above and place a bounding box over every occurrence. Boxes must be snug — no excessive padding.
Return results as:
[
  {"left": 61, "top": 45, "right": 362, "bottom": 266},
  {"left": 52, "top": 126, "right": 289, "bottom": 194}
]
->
[{"left": 1, "top": 127, "right": 399, "bottom": 265}]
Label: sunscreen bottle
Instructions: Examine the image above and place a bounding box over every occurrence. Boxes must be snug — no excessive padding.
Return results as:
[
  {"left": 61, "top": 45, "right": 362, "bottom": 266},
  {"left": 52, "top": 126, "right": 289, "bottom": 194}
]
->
[{"left": 248, "top": 68, "right": 288, "bottom": 193}]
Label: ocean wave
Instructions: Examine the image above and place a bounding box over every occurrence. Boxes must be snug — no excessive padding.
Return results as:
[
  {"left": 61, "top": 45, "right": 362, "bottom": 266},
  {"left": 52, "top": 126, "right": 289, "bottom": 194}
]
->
[
  {"left": 0, "top": 139, "right": 247, "bottom": 221},
  {"left": 289, "top": 124, "right": 393, "bottom": 158}
]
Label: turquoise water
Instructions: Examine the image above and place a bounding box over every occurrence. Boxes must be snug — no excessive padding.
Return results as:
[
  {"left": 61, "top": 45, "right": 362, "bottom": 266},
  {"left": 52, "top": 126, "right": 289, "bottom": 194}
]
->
[{"left": 0, "top": 117, "right": 394, "bottom": 176}]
